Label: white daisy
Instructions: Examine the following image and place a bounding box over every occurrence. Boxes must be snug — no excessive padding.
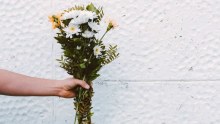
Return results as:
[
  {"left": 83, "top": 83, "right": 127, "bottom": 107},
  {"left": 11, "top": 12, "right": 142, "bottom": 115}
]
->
[
  {"left": 93, "top": 45, "right": 102, "bottom": 58},
  {"left": 88, "top": 22, "right": 100, "bottom": 31},
  {"left": 61, "top": 10, "right": 81, "bottom": 20},
  {"left": 83, "top": 59, "right": 87, "bottom": 62},
  {"left": 81, "top": 10, "right": 97, "bottom": 20},
  {"left": 76, "top": 46, "right": 81, "bottom": 50},
  {"left": 69, "top": 11, "right": 97, "bottom": 25},
  {"left": 63, "top": 24, "right": 81, "bottom": 38},
  {"left": 82, "top": 30, "right": 94, "bottom": 38}
]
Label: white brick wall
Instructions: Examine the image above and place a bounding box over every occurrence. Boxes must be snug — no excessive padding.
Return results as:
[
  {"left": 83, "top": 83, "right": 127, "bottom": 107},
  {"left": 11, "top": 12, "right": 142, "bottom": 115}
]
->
[{"left": 0, "top": 0, "right": 220, "bottom": 124}]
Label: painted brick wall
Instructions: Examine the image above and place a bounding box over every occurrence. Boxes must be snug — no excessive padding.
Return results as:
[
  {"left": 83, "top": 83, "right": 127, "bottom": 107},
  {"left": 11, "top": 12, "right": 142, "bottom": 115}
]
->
[{"left": 0, "top": 0, "right": 220, "bottom": 124}]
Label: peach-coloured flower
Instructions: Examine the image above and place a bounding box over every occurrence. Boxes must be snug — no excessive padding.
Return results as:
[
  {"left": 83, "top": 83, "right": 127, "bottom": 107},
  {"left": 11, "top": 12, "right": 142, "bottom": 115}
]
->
[
  {"left": 109, "top": 20, "right": 118, "bottom": 28},
  {"left": 105, "top": 18, "right": 118, "bottom": 31},
  {"left": 48, "top": 13, "right": 62, "bottom": 29}
]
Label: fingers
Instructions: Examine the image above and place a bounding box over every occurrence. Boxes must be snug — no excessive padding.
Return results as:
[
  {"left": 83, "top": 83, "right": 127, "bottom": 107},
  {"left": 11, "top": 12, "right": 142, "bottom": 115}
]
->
[
  {"left": 58, "top": 90, "right": 76, "bottom": 98},
  {"left": 65, "top": 92, "right": 76, "bottom": 98},
  {"left": 74, "top": 79, "right": 90, "bottom": 89}
]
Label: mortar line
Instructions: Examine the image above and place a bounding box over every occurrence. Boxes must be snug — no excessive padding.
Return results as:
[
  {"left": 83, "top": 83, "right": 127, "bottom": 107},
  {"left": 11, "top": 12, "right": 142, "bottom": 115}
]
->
[{"left": 99, "top": 79, "right": 220, "bottom": 83}]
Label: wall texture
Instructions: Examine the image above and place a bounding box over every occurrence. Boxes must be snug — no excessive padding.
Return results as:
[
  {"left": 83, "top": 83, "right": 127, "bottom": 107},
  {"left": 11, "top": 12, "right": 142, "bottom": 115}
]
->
[{"left": 0, "top": 0, "right": 220, "bottom": 124}]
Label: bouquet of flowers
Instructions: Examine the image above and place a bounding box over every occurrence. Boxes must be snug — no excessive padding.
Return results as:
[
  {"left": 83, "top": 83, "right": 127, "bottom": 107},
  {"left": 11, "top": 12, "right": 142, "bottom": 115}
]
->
[{"left": 49, "top": 3, "right": 119, "bottom": 124}]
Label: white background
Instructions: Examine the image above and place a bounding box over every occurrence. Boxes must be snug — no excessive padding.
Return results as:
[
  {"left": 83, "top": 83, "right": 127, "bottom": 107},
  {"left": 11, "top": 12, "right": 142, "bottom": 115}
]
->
[{"left": 0, "top": 0, "right": 220, "bottom": 124}]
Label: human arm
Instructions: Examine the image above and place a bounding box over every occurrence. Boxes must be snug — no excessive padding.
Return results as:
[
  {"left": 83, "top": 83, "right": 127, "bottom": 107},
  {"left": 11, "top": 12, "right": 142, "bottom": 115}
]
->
[{"left": 0, "top": 69, "right": 89, "bottom": 98}]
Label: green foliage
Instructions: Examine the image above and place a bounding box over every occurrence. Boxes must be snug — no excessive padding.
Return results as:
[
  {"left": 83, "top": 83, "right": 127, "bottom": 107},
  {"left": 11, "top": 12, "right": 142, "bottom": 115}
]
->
[
  {"left": 62, "top": 19, "right": 72, "bottom": 26},
  {"left": 103, "top": 45, "right": 119, "bottom": 65},
  {"left": 86, "top": 3, "right": 98, "bottom": 13},
  {"left": 80, "top": 63, "right": 86, "bottom": 69},
  {"left": 65, "top": 5, "right": 85, "bottom": 12},
  {"left": 86, "top": 3, "right": 104, "bottom": 22}
]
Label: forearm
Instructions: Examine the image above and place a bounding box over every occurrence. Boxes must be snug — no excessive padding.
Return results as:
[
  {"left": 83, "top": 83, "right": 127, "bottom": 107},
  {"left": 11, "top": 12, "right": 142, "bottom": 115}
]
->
[{"left": 0, "top": 69, "right": 61, "bottom": 96}]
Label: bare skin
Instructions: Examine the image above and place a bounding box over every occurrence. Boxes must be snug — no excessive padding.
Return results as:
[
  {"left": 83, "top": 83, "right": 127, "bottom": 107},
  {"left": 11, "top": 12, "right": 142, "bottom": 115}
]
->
[{"left": 0, "top": 69, "right": 90, "bottom": 98}]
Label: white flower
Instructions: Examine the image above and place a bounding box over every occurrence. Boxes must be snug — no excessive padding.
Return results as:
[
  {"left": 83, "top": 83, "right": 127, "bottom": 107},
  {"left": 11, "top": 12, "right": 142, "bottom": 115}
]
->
[
  {"left": 88, "top": 22, "right": 100, "bottom": 31},
  {"left": 81, "top": 10, "right": 97, "bottom": 20},
  {"left": 69, "top": 10, "right": 97, "bottom": 25},
  {"left": 63, "top": 24, "right": 81, "bottom": 38},
  {"left": 76, "top": 46, "right": 81, "bottom": 50},
  {"left": 61, "top": 10, "right": 81, "bottom": 20},
  {"left": 82, "top": 30, "right": 94, "bottom": 38},
  {"left": 84, "top": 59, "right": 87, "bottom": 62},
  {"left": 93, "top": 45, "right": 102, "bottom": 58}
]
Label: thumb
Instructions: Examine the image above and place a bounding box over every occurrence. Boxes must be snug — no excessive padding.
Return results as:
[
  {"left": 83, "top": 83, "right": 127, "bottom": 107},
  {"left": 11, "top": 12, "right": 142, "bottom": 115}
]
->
[{"left": 75, "top": 79, "right": 90, "bottom": 89}]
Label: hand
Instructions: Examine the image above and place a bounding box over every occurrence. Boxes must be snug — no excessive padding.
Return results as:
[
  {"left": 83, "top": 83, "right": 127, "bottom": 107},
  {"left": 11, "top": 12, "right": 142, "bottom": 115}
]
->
[{"left": 56, "top": 78, "right": 90, "bottom": 98}]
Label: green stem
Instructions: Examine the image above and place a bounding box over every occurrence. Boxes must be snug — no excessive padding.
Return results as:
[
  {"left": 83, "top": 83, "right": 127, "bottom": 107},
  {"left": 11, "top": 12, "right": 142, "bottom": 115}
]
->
[
  {"left": 74, "top": 110, "right": 77, "bottom": 124},
  {"left": 100, "top": 31, "right": 108, "bottom": 41},
  {"left": 74, "top": 76, "right": 86, "bottom": 124},
  {"left": 74, "top": 49, "right": 93, "bottom": 124}
]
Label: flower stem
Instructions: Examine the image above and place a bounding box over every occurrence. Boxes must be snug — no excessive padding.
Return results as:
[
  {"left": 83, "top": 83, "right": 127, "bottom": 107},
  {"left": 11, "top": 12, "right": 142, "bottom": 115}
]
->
[
  {"left": 100, "top": 31, "right": 108, "bottom": 41},
  {"left": 74, "top": 75, "right": 86, "bottom": 124}
]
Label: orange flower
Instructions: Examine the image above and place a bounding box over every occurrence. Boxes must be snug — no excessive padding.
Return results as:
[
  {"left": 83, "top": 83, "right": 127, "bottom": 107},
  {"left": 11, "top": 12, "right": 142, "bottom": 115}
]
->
[
  {"left": 105, "top": 18, "right": 118, "bottom": 31},
  {"left": 108, "top": 19, "right": 118, "bottom": 28},
  {"left": 48, "top": 13, "right": 62, "bottom": 29}
]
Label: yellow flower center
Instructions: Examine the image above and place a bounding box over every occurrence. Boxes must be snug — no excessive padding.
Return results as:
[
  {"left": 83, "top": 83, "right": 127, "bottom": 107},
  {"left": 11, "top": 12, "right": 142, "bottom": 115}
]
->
[{"left": 70, "top": 27, "right": 76, "bottom": 31}]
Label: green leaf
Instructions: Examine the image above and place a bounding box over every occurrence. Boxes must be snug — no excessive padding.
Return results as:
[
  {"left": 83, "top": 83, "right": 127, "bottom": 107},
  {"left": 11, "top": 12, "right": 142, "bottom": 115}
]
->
[
  {"left": 54, "top": 36, "right": 67, "bottom": 44},
  {"left": 88, "top": 73, "right": 100, "bottom": 81},
  {"left": 64, "top": 50, "right": 72, "bottom": 56},
  {"left": 102, "top": 44, "right": 119, "bottom": 65},
  {"left": 70, "top": 38, "right": 81, "bottom": 42},
  {"left": 86, "top": 3, "right": 98, "bottom": 13},
  {"left": 62, "top": 19, "right": 72, "bottom": 25},
  {"left": 80, "top": 63, "right": 86, "bottom": 68}
]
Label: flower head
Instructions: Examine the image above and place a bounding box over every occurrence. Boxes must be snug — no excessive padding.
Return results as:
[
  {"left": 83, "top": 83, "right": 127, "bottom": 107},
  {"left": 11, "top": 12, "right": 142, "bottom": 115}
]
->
[
  {"left": 63, "top": 24, "right": 81, "bottom": 38},
  {"left": 88, "top": 22, "right": 100, "bottom": 31},
  {"left": 93, "top": 45, "right": 102, "bottom": 58},
  {"left": 82, "top": 30, "right": 94, "bottom": 38},
  {"left": 64, "top": 10, "right": 97, "bottom": 25},
  {"left": 61, "top": 10, "right": 81, "bottom": 20},
  {"left": 76, "top": 46, "right": 81, "bottom": 50},
  {"left": 105, "top": 18, "right": 118, "bottom": 31},
  {"left": 84, "top": 59, "right": 88, "bottom": 62},
  {"left": 48, "top": 13, "right": 62, "bottom": 29}
]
